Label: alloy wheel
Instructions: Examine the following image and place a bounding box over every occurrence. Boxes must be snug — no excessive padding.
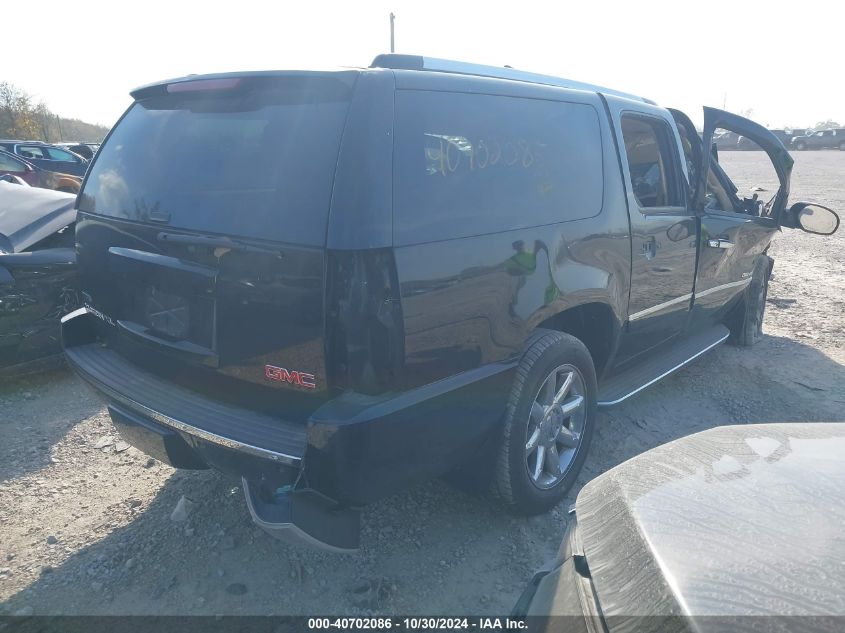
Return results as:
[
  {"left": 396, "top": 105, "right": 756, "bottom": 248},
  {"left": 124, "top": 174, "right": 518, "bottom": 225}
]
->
[{"left": 524, "top": 364, "right": 587, "bottom": 489}]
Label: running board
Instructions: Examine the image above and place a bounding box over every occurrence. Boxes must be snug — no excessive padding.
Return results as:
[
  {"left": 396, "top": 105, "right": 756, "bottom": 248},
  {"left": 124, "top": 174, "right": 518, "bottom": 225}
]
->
[
  {"left": 597, "top": 325, "right": 730, "bottom": 407},
  {"left": 242, "top": 478, "right": 360, "bottom": 553}
]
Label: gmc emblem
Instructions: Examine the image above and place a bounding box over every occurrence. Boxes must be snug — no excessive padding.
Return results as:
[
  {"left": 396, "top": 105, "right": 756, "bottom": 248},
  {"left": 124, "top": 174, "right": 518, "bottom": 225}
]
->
[{"left": 264, "top": 364, "right": 317, "bottom": 390}]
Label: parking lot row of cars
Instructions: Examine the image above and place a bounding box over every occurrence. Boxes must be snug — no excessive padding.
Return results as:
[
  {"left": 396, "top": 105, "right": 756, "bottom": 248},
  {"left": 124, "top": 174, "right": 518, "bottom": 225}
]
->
[
  {"left": 0, "top": 139, "right": 99, "bottom": 194},
  {"left": 715, "top": 127, "right": 845, "bottom": 151}
]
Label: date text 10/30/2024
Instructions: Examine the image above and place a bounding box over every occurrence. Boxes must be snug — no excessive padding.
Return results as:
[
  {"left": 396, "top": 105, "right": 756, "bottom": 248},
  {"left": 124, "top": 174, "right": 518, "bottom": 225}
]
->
[{"left": 307, "top": 617, "right": 528, "bottom": 630}]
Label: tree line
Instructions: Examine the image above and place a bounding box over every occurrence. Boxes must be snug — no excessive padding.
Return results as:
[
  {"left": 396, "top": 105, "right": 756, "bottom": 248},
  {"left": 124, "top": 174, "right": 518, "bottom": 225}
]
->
[{"left": 0, "top": 81, "right": 110, "bottom": 143}]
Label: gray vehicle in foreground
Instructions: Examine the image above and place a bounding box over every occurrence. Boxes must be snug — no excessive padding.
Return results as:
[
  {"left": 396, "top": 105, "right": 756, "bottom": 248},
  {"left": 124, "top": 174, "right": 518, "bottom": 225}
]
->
[{"left": 515, "top": 423, "right": 845, "bottom": 632}]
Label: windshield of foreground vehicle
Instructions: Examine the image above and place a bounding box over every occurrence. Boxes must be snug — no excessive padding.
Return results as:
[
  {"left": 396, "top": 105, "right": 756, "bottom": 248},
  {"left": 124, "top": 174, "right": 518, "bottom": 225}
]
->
[{"left": 78, "top": 75, "right": 353, "bottom": 246}]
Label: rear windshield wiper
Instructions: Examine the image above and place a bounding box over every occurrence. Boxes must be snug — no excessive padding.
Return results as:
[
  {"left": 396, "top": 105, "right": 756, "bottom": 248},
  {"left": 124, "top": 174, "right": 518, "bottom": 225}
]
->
[{"left": 156, "top": 232, "right": 283, "bottom": 256}]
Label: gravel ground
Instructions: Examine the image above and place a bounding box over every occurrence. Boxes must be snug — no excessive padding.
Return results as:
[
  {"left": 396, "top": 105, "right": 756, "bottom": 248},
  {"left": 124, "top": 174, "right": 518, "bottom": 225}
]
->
[{"left": 1, "top": 151, "right": 843, "bottom": 616}]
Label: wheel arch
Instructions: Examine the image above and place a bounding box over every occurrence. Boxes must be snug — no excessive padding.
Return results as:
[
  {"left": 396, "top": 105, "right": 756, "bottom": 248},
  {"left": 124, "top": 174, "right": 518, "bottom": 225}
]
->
[{"left": 533, "top": 302, "right": 620, "bottom": 378}]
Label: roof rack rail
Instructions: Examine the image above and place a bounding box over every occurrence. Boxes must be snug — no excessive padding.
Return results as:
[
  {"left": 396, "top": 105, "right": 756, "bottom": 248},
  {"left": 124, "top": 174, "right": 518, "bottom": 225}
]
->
[{"left": 370, "top": 54, "right": 654, "bottom": 104}]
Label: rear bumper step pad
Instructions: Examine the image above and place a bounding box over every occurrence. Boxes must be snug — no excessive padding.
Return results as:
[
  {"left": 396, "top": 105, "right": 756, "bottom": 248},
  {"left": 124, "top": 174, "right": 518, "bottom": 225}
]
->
[{"left": 242, "top": 478, "right": 360, "bottom": 552}]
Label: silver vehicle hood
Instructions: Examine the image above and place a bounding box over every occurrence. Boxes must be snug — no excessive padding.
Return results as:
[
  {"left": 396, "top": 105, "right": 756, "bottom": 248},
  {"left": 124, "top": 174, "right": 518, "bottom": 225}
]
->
[
  {"left": 576, "top": 423, "right": 845, "bottom": 623},
  {"left": 0, "top": 182, "right": 76, "bottom": 254}
]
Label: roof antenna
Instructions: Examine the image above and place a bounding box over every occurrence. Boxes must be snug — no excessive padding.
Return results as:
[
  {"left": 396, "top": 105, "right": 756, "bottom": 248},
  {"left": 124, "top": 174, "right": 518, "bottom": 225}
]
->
[{"left": 390, "top": 13, "right": 396, "bottom": 53}]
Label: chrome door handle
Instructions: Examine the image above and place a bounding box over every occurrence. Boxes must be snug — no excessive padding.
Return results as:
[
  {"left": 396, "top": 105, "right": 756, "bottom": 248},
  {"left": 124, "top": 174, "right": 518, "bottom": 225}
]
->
[{"left": 707, "top": 238, "right": 734, "bottom": 249}]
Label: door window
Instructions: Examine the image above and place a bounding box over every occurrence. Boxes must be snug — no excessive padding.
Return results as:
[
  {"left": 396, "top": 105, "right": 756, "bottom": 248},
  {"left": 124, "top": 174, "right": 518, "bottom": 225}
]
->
[
  {"left": 620, "top": 115, "right": 683, "bottom": 209},
  {"left": 18, "top": 146, "right": 47, "bottom": 159},
  {"left": 702, "top": 167, "right": 736, "bottom": 212},
  {"left": 673, "top": 120, "right": 736, "bottom": 213},
  {"left": 0, "top": 153, "right": 24, "bottom": 171},
  {"left": 45, "top": 147, "right": 79, "bottom": 162}
]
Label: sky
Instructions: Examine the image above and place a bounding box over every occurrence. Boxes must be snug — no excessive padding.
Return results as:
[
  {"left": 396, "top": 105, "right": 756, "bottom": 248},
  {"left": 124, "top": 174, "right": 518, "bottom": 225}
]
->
[{"left": 5, "top": 0, "right": 843, "bottom": 130}]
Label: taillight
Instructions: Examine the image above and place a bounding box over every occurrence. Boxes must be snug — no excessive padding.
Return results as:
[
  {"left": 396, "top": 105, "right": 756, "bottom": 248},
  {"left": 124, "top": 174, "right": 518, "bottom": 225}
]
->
[{"left": 325, "top": 250, "right": 404, "bottom": 395}]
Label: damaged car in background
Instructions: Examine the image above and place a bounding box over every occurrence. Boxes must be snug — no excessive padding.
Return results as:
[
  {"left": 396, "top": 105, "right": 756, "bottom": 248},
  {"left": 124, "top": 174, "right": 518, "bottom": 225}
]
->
[
  {"left": 0, "top": 182, "right": 79, "bottom": 375},
  {"left": 0, "top": 149, "right": 82, "bottom": 193}
]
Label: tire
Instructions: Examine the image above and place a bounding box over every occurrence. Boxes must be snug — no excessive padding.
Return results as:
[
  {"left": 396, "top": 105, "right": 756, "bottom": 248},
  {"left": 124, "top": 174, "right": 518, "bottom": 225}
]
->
[
  {"left": 493, "top": 331, "right": 597, "bottom": 515},
  {"left": 795, "top": 142, "right": 806, "bottom": 151},
  {"left": 839, "top": 141, "right": 845, "bottom": 151},
  {"left": 728, "top": 256, "right": 772, "bottom": 347}
]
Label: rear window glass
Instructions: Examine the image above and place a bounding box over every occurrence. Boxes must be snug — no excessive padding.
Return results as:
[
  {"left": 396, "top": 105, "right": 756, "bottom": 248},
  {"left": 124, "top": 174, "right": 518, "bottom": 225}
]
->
[
  {"left": 79, "top": 75, "right": 354, "bottom": 245},
  {"left": 393, "top": 91, "right": 603, "bottom": 245}
]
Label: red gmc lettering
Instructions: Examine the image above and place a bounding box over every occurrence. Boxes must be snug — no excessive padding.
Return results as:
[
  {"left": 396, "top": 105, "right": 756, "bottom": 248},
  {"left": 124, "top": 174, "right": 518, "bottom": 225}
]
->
[{"left": 264, "top": 365, "right": 316, "bottom": 389}]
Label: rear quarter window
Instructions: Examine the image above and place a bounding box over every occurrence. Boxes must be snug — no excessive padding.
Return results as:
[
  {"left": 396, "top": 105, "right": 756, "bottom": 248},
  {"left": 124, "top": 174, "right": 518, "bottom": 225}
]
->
[{"left": 393, "top": 90, "right": 604, "bottom": 245}]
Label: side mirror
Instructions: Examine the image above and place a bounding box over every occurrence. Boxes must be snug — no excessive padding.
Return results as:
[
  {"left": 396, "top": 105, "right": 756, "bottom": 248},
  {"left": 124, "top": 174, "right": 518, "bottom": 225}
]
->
[
  {"left": 666, "top": 220, "right": 693, "bottom": 242},
  {"left": 710, "top": 142, "right": 719, "bottom": 163},
  {"left": 786, "top": 203, "right": 840, "bottom": 236}
]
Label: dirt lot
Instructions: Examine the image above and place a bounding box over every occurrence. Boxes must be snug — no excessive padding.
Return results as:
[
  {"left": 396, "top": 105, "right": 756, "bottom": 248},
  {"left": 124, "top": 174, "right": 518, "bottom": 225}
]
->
[{"left": 1, "top": 152, "right": 843, "bottom": 616}]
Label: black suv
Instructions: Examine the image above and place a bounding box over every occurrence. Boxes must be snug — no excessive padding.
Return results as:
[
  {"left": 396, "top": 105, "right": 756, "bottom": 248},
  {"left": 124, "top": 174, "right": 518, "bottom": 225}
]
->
[
  {"left": 791, "top": 128, "right": 845, "bottom": 151},
  {"left": 62, "top": 55, "right": 839, "bottom": 551}
]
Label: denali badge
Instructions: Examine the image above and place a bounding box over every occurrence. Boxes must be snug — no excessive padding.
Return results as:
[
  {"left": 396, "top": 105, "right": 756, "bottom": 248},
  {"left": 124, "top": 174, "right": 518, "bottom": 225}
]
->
[
  {"left": 264, "top": 365, "right": 316, "bottom": 390},
  {"left": 83, "top": 303, "right": 116, "bottom": 327}
]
